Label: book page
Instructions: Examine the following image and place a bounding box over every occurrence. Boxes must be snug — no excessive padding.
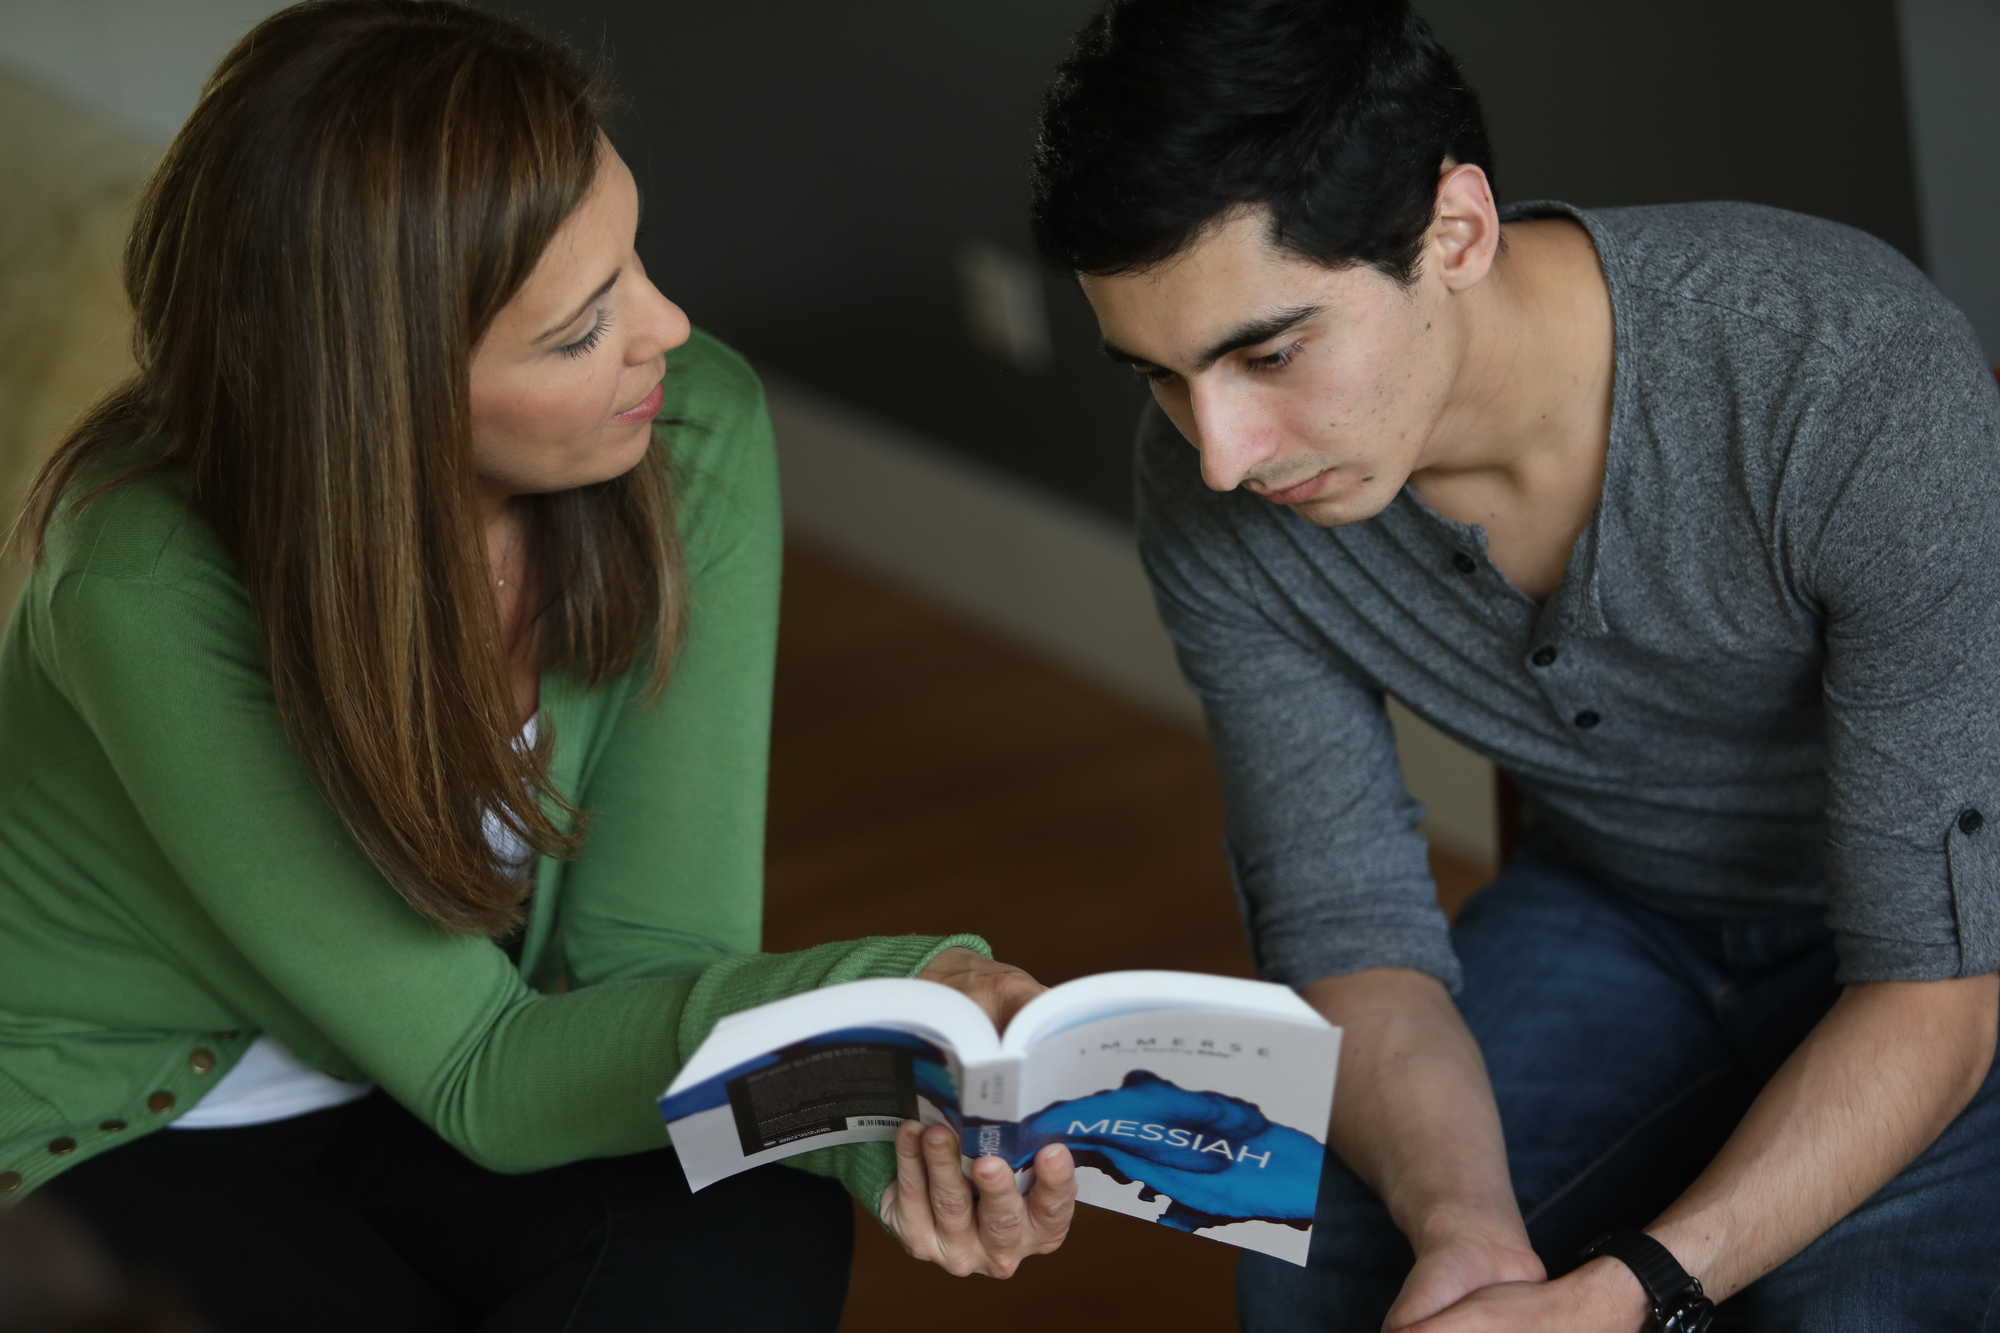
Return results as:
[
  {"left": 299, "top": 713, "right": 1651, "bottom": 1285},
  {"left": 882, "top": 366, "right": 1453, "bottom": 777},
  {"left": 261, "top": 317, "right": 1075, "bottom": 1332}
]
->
[{"left": 1001, "top": 970, "right": 1325, "bottom": 1053}]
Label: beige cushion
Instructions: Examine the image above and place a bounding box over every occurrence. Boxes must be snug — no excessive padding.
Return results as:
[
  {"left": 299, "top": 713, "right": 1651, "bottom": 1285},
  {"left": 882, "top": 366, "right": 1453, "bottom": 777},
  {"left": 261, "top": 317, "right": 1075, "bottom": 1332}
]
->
[{"left": 0, "top": 62, "right": 158, "bottom": 621}]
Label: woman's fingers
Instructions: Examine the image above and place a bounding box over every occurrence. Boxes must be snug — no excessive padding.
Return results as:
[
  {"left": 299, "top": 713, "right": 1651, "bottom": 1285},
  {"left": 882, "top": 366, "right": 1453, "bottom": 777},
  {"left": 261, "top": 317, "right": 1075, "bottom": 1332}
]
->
[
  {"left": 921, "top": 1124, "right": 979, "bottom": 1262},
  {"left": 886, "top": 1120, "right": 939, "bottom": 1258},
  {"left": 968, "top": 1154, "right": 1029, "bottom": 1277},
  {"left": 883, "top": 1121, "right": 1077, "bottom": 1278},
  {"left": 1023, "top": 1142, "right": 1077, "bottom": 1252}
]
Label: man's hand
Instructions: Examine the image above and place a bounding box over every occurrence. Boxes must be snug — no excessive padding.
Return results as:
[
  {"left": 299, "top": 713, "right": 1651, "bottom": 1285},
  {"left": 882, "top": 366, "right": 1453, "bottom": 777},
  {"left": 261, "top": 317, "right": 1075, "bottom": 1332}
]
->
[
  {"left": 1395, "top": 1258, "right": 1650, "bottom": 1332},
  {"left": 1297, "top": 971, "right": 1542, "bottom": 1329},
  {"left": 918, "top": 947, "right": 1045, "bottom": 1032},
  {"left": 1384, "top": 1232, "right": 1546, "bottom": 1328},
  {"left": 878, "top": 1121, "right": 1077, "bottom": 1277}
]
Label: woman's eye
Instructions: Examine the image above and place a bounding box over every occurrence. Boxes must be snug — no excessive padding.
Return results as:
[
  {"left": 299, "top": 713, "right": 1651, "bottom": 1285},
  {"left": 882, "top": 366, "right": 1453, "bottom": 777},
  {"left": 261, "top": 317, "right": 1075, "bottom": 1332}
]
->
[
  {"left": 558, "top": 309, "right": 614, "bottom": 359},
  {"left": 1246, "top": 341, "right": 1303, "bottom": 373}
]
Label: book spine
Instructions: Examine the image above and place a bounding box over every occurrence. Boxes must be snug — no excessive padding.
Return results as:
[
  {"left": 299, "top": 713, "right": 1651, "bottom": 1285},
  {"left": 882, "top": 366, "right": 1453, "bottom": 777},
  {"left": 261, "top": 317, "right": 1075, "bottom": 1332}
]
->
[{"left": 956, "top": 1055, "right": 1020, "bottom": 1121}]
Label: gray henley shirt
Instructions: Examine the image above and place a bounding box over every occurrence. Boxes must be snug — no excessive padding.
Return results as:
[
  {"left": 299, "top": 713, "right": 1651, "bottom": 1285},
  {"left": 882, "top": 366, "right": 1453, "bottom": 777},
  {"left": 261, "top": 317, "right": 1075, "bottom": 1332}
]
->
[{"left": 1136, "top": 200, "right": 2000, "bottom": 992}]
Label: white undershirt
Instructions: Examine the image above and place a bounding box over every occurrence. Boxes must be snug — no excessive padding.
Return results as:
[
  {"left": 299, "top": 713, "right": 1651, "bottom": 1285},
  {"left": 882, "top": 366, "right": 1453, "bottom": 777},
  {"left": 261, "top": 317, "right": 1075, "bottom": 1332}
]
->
[{"left": 173, "top": 717, "right": 539, "bottom": 1129}]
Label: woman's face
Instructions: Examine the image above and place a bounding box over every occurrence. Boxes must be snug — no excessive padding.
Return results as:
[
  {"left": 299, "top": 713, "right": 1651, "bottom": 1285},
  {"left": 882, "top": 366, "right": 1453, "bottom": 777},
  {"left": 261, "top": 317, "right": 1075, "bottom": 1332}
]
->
[{"left": 467, "top": 142, "right": 689, "bottom": 516}]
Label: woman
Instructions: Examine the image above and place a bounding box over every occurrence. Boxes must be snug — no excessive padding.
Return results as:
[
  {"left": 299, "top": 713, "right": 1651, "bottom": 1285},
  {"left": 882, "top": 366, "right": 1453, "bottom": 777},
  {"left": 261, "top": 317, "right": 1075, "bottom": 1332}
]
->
[{"left": 0, "top": 2, "right": 1071, "bottom": 1327}]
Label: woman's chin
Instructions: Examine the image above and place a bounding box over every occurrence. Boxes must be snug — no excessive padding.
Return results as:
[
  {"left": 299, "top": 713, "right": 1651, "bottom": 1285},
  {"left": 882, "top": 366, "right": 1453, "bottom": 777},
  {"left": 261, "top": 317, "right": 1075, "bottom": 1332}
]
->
[{"left": 566, "top": 430, "right": 656, "bottom": 491}]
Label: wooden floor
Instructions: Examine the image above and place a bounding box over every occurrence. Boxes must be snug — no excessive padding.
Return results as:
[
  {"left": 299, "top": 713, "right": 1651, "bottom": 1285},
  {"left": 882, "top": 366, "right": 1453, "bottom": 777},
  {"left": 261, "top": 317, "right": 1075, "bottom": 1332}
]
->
[{"left": 763, "top": 538, "right": 1491, "bottom": 1332}]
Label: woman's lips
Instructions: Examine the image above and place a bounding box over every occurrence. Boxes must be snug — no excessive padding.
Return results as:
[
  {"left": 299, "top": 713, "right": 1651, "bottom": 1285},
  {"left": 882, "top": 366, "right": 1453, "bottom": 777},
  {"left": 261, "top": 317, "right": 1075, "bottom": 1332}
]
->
[{"left": 613, "top": 380, "right": 665, "bottom": 423}]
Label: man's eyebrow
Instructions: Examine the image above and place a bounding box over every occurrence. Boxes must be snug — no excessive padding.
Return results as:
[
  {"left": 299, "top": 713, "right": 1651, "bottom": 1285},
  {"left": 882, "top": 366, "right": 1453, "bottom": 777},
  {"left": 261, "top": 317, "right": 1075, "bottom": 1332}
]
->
[
  {"left": 536, "top": 269, "right": 622, "bottom": 345},
  {"left": 1101, "top": 304, "right": 1325, "bottom": 373}
]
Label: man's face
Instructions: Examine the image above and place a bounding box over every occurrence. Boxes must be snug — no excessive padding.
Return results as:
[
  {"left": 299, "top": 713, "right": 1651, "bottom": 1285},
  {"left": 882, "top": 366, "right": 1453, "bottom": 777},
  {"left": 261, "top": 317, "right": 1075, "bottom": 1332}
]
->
[{"left": 1080, "top": 207, "right": 1458, "bottom": 527}]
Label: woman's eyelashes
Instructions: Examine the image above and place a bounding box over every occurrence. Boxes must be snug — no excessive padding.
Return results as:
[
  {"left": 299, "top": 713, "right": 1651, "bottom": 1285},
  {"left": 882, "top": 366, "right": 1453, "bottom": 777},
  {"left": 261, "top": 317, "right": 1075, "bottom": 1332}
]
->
[{"left": 558, "top": 308, "right": 614, "bottom": 359}]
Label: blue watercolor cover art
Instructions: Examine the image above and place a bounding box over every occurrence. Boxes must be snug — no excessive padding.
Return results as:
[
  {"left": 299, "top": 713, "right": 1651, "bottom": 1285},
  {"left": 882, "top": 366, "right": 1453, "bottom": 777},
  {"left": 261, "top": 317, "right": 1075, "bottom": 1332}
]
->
[{"left": 966, "top": 1070, "right": 1324, "bottom": 1237}]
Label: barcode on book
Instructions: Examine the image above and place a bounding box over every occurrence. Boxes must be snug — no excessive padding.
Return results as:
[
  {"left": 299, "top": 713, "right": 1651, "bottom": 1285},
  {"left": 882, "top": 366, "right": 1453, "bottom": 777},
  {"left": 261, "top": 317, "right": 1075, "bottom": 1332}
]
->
[{"left": 850, "top": 1116, "right": 903, "bottom": 1129}]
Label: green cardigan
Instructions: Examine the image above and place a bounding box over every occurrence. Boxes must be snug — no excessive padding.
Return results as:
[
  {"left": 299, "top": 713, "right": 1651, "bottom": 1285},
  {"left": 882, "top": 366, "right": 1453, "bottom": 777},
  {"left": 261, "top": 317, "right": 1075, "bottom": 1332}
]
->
[{"left": 0, "top": 330, "right": 983, "bottom": 1204}]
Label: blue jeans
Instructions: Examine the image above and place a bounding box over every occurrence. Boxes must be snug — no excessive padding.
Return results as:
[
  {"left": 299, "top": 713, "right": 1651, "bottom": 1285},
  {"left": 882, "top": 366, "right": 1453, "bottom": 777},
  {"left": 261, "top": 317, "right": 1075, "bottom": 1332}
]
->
[{"left": 1239, "top": 853, "right": 2000, "bottom": 1332}]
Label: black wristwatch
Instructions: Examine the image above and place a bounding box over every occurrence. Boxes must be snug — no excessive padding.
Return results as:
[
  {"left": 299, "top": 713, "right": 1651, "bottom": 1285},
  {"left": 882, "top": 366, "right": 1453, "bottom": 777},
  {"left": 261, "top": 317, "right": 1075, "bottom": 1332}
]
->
[{"left": 1579, "top": 1231, "right": 1716, "bottom": 1333}]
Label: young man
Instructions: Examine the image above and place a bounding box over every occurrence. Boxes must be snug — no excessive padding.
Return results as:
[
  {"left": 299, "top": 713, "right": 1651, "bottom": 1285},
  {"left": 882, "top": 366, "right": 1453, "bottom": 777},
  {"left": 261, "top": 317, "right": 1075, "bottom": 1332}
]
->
[{"left": 1030, "top": 2, "right": 2000, "bottom": 1330}]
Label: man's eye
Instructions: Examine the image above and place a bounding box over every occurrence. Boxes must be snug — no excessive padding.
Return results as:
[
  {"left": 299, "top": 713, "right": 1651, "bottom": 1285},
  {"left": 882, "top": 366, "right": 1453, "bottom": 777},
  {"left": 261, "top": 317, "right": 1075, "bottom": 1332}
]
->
[{"left": 1246, "top": 341, "right": 1303, "bottom": 373}]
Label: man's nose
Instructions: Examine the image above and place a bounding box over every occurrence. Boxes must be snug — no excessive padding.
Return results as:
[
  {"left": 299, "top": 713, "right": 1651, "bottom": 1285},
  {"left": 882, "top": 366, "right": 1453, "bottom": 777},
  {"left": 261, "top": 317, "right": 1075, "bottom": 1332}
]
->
[{"left": 1188, "top": 385, "right": 1277, "bottom": 493}]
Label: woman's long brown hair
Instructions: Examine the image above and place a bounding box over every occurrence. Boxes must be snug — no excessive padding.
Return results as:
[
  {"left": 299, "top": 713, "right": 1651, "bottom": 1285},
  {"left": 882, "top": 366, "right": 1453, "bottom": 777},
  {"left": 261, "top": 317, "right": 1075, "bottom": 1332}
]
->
[{"left": 17, "top": 0, "right": 685, "bottom": 935}]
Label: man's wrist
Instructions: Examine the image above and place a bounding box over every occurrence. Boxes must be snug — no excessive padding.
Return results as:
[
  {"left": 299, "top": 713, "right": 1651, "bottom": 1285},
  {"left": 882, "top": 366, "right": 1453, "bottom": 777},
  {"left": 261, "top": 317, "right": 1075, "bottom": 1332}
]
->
[
  {"left": 1574, "top": 1254, "right": 1660, "bottom": 1332},
  {"left": 1578, "top": 1232, "right": 1716, "bottom": 1332},
  {"left": 1406, "top": 1198, "right": 1532, "bottom": 1257}
]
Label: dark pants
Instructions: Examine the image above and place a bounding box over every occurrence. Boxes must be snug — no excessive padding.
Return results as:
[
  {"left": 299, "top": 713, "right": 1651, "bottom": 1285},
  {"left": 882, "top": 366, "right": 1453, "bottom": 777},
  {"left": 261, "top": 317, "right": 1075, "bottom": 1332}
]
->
[
  {"left": 1239, "top": 852, "right": 2000, "bottom": 1332},
  {"left": 39, "top": 1090, "right": 852, "bottom": 1332}
]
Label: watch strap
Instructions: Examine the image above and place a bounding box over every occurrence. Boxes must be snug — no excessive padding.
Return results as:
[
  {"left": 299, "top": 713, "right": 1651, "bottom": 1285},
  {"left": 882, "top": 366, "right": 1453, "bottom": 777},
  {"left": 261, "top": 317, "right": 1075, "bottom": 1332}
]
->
[{"left": 1579, "top": 1230, "right": 1715, "bottom": 1333}]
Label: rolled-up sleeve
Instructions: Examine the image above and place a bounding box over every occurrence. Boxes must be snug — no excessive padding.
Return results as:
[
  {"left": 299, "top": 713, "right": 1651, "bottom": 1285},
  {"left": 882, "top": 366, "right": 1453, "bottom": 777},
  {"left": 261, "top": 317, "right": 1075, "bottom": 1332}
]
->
[{"left": 1803, "top": 324, "right": 2000, "bottom": 981}]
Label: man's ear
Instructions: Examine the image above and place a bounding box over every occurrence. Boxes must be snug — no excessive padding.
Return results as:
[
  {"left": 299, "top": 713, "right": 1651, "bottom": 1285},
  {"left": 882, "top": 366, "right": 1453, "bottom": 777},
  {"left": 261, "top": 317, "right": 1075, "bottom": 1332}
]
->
[{"left": 1427, "top": 161, "right": 1501, "bottom": 293}]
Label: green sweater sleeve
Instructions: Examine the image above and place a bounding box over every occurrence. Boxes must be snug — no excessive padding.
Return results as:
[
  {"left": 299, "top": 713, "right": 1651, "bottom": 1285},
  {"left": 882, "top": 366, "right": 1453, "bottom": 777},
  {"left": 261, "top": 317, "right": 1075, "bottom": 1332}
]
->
[{"left": 22, "top": 332, "right": 985, "bottom": 1207}]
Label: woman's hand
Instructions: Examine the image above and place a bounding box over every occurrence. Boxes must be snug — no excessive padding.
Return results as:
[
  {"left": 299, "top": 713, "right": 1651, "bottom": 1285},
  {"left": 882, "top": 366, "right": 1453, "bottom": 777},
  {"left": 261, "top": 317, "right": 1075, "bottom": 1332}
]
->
[
  {"left": 878, "top": 1121, "right": 1077, "bottom": 1278},
  {"left": 886, "top": 949, "right": 1074, "bottom": 1275},
  {"left": 917, "top": 947, "right": 1045, "bottom": 1032}
]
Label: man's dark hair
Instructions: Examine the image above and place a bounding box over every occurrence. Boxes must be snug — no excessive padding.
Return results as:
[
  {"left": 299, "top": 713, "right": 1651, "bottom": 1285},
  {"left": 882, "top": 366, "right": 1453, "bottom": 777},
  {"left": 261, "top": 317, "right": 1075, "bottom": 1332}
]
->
[{"left": 1030, "top": 0, "right": 1495, "bottom": 283}]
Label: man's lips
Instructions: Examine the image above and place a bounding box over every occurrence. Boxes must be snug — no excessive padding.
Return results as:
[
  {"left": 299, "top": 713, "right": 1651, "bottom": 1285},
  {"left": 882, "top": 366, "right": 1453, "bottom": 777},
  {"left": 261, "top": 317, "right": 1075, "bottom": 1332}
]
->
[{"left": 1253, "top": 468, "right": 1335, "bottom": 505}]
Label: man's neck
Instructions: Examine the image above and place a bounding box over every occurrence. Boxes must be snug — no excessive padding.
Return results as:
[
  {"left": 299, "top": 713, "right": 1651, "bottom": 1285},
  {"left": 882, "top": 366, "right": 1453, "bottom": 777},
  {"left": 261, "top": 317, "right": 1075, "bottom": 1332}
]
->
[
  {"left": 1405, "top": 217, "right": 1616, "bottom": 602},
  {"left": 1413, "top": 216, "right": 1616, "bottom": 516}
]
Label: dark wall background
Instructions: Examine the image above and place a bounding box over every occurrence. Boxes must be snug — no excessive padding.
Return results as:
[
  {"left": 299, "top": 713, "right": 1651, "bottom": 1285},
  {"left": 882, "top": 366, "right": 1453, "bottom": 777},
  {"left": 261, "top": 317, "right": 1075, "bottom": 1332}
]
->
[{"left": 490, "top": 0, "right": 1922, "bottom": 524}]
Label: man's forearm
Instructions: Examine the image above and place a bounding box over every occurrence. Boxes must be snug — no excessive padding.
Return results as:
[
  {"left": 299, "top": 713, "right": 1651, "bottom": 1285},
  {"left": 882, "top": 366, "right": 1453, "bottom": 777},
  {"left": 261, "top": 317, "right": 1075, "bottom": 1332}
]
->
[
  {"left": 1645, "top": 973, "right": 1998, "bottom": 1302},
  {"left": 1302, "top": 968, "right": 1526, "bottom": 1254}
]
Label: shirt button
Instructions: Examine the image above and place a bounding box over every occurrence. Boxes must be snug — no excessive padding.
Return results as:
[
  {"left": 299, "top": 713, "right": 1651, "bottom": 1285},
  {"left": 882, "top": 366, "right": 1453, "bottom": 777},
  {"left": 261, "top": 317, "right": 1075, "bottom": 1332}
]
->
[
  {"left": 48, "top": 1137, "right": 77, "bottom": 1156},
  {"left": 147, "top": 1091, "right": 175, "bottom": 1114},
  {"left": 190, "top": 1048, "right": 217, "bottom": 1075},
  {"left": 1961, "top": 809, "right": 1985, "bottom": 835},
  {"left": 99, "top": 1120, "right": 128, "bottom": 1134},
  {"left": 1531, "top": 646, "right": 1559, "bottom": 668},
  {"left": 1451, "top": 552, "right": 1478, "bottom": 575},
  {"left": 0, "top": 1172, "right": 21, "bottom": 1193},
  {"left": 1574, "top": 711, "right": 1601, "bottom": 730}
]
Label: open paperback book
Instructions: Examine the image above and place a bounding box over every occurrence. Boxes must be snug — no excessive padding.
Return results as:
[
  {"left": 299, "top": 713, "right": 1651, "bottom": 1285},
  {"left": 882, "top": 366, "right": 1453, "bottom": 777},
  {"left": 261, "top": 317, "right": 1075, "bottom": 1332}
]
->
[{"left": 657, "top": 970, "right": 1340, "bottom": 1264}]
